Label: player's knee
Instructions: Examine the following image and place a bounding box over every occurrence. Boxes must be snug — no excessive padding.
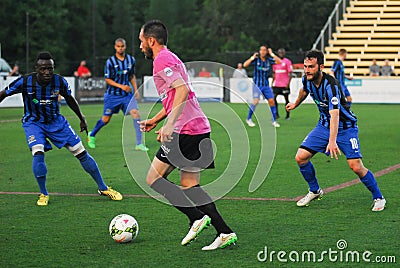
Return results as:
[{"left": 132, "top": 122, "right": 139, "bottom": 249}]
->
[
  {"left": 67, "top": 142, "right": 86, "bottom": 157},
  {"left": 268, "top": 99, "right": 275, "bottom": 106},
  {"left": 31, "top": 144, "right": 45, "bottom": 156},
  {"left": 130, "top": 109, "right": 140, "bottom": 118},
  {"left": 253, "top": 99, "right": 259, "bottom": 105},
  {"left": 348, "top": 160, "right": 365, "bottom": 175},
  {"left": 295, "top": 154, "right": 307, "bottom": 165},
  {"left": 102, "top": 116, "right": 111, "bottom": 124}
]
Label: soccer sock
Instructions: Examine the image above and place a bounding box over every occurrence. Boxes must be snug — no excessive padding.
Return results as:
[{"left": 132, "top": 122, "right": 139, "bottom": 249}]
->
[
  {"left": 247, "top": 104, "right": 256, "bottom": 120},
  {"left": 270, "top": 105, "right": 277, "bottom": 121},
  {"left": 151, "top": 178, "right": 204, "bottom": 223},
  {"left": 91, "top": 119, "right": 106, "bottom": 137},
  {"left": 32, "top": 154, "right": 48, "bottom": 195},
  {"left": 78, "top": 151, "right": 108, "bottom": 191},
  {"left": 133, "top": 118, "right": 142, "bottom": 145},
  {"left": 360, "top": 170, "right": 383, "bottom": 199},
  {"left": 184, "top": 185, "right": 233, "bottom": 235},
  {"left": 299, "top": 161, "right": 320, "bottom": 192}
]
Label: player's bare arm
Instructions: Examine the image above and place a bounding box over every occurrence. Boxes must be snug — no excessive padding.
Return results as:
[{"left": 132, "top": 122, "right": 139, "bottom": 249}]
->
[
  {"left": 139, "top": 109, "right": 167, "bottom": 133},
  {"left": 64, "top": 94, "right": 88, "bottom": 134},
  {"left": 268, "top": 48, "right": 281, "bottom": 64},
  {"left": 286, "top": 88, "right": 308, "bottom": 111},
  {"left": 326, "top": 109, "right": 341, "bottom": 159},
  {"left": 161, "top": 78, "right": 190, "bottom": 143},
  {"left": 130, "top": 75, "right": 140, "bottom": 99},
  {"left": 243, "top": 52, "right": 258, "bottom": 68},
  {"left": 105, "top": 78, "right": 131, "bottom": 93}
]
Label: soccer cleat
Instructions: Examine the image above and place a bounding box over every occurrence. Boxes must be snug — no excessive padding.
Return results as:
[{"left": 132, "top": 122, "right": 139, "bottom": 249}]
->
[
  {"left": 87, "top": 131, "right": 96, "bottom": 149},
  {"left": 372, "top": 198, "right": 386, "bottom": 212},
  {"left": 202, "top": 233, "right": 238, "bottom": 251},
  {"left": 98, "top": 187, "right": 123, "bottom": 201},
  {"left": 135, "top": 144, "right": 149, "bottom": 152},
  {"left": 272, "top": 121, "right": 281, "bottom": 128},
  {"left": 181, "top": 215, "right": 211, "bottom": 246},
  {"left": 246, "top": 119, "right": 256, "bottom": 127},
  {"left": 36, "top": 194, "right": 49, "bottom": 206},
  {"left": 296, "top": 189, "right": 323, "bottom": 207}
]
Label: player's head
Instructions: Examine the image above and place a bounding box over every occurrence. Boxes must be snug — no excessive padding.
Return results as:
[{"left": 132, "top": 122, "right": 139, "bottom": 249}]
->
[
  {"left": 115, "top": 38, "right": 126, "bottom": 56},
  {"left": 338, "top": 48, "right": 347, "bottom": 60},
  {"left": 140, "top": 20, "right": 168, "bottom": 59},
  {"left": 80, "top": 60, "right": 86, "bottom": 66},
  {"left": 259, "top": 45, "right": 268, "bottom": 58},
  {"left": 35, "top": 51, "right": 54, "bottom": 83},
  {"left": 304, "top": 50, "right": 324, "bottom": 82},
  {"left": 278, "top": 48, "right": 285, "bottom": 59}
]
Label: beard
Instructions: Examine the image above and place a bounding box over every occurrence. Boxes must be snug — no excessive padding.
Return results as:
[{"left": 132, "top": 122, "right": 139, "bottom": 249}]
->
[{"left": 143, "top": 46, "right": 153, "bottom": 60}]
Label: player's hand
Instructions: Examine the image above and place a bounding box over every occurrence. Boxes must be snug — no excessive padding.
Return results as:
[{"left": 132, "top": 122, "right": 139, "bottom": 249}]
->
[
  {"left": 121, "top": 85, "right": 131, "bottom": 92},
  {"left": 80, "top": 118, "right": 88, "bottom": 135},
  {"left": 160, "top": 122, "right": 174, "bottom": 143},
  {"left": 138, "top": 119, "right": 157, "bottom": 132},
  {"left": 325, "top": 141, "right": 341, "bottom": 160},
  {"left": 267, "top": 48, "right": 273, "bottom": 55},
  {"left": 134, "top": 90, "right": 140, "bottom": 100},
  {"left": 155, "top": 128, "right": 162, "bottom": 142},
  {"left": 286, "top": 103, "right": 296, "bottom": 111}
]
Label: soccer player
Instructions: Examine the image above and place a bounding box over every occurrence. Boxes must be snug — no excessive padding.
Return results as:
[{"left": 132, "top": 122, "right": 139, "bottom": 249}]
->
[
  {"left": 244, "top": 44, "right": 281, "bottom": 128},
  {"left": 138, "top": 20, "right": 237, "bottom": 250},
  {"left": 286, "top": 50, "right": 386, "bottom": 212},
  {"left": 0, "top": 52, "right": 123, "bottom": 206},
  {"left": 329, "top": 48, "right": 353, "bottom": 106},
  {"left": 87, "top": 38, "right": 148, "bottom": 151},
  {"left": 272, "top": 48, "right": 293, "bottom": 120}
]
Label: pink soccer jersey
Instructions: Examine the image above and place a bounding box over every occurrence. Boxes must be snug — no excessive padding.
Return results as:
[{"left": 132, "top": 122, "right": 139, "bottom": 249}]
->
[
  {"left": 153, "top": 47, "right": 211, "bottom": 135},
  {"left": 272, "top": 58, "right": 293, "bottom": 88}
]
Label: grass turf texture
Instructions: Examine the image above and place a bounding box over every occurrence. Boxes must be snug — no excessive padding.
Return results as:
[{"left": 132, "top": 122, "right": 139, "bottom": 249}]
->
[{"left": 0, "top": 103, "right": 399, "bottom": 267}]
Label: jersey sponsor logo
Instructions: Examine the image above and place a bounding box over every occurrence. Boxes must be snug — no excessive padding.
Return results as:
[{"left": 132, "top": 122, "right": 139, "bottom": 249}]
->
[
  {"left": 331, "top": 97, "right": 339, "bottom": 105},
  {"left": 164, "top": 67, "right": 173, "bottom": 77},
  {"left": 160, "top": 88, "right": 167, "bottom": 101},
  {"left": 28, "top": 135, "right": 36, "bottom": 144},
  {"left": 40, "top": 99, "right": 52, "bottom": 105}
]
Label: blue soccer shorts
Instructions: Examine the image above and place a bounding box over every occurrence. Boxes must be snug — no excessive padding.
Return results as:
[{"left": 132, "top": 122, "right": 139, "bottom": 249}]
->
[
  {"left": 22, "top": 116, "right": 81, "bottom": 152},
  {"left": 342, "top": 84, "right": 351, "bottom": 97},
  {"left": 300, "top": 123, "right": 363, "bottom": 159},
  {"left": 103, "top": 93, "right": 138, "bottom": 116},
  {"left": 253, "top": 85, "right": 274, "bottom": 100}
]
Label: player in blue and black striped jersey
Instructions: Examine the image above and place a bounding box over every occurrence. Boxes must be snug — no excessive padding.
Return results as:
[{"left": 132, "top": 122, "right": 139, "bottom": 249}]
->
[
  {"left": 87, "top": 38, "right": 148, "bottom": 151},
  {"left": 286, "top": 50, "right": 386, "bottom": 211},
  {"left": 329, "top": 48, "right": 353, "bottom": 106},
  {"left": 243, "top": 45, "right": 281, "bottom": 128},
  {"left": 0, "top": 52, "right": 122, "bottom": 205}
]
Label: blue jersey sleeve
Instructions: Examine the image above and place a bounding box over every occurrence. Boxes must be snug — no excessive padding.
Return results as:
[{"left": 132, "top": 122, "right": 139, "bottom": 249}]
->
[
  {"left": 331, "top": 60, "right": 339, "bottom": 73},
  {"left": 268, "top": 57, "right": 276, "bottom": 65},
  {"left": 302, "top": 76, "right": 309, "bottom": 93},
  {"left": 4, "top": 76, "right": 24, "bottom": 96},
  {"left": 326, "top": 82, "right": 341, "bottom": 110},
  {"left": 129, "top": 55, "right": 136, "bottom": 76},
  {"left": 60, "top": 76, "right": 72, "bottom": 97},
  {"left": 104, "top": 58, "right": 115, "bottom": 79}
]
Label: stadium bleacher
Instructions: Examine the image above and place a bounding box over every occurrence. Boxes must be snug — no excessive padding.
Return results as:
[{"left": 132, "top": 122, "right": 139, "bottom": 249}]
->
[{"left": 325, "top": 0, "right": 400, "bottom": 76}]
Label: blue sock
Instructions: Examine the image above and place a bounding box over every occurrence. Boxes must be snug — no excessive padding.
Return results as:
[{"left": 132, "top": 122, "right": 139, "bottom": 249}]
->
[
  {"left": 270, "top": 105, "right": 277, "bottom": 121},
  {"left": 299, "top": 161, "right": 320, "bottom": 192},
  {"left": 32, "top": 154, "right": 48, "bottom": 195},
  {"left": 133, "top": 118, "right": 142, "bottom": 145},
  {"left": 247, "top": 104, "right": 256, "bottom": 120},
  {"left": 91, "top": 119, "right": 106, "bottom": 137},
  {"left": 78, "top": 151, "right": 108, "bottom": 191},
  {"left": 360, "top": 170, "right": 383, "bottom": 199}
]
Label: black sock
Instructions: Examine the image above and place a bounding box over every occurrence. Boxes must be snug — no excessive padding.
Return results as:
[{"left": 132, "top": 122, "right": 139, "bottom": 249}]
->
[
  {"left": 183, "top": 185, "right": 233, "bottom": 235},
  {"left": 151, "top": 178, "right": 204, "bottom": 223}
]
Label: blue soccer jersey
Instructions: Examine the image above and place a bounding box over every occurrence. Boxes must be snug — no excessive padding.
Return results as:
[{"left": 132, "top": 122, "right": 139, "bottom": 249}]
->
[
  {"left": 331, "top": 59, "right": 346, "bottom": 86},
  {"left": 302, "top": 73, "right": 357, "bottom": 129},
  {"left": 5, "top": 73, "right": 70, "bottom": 123},
  {"left": 251, "top": 57, "right": 275, "bottom": 87},
  {"left": 104, "top": 54, "right": 136, "bottom": 96}
]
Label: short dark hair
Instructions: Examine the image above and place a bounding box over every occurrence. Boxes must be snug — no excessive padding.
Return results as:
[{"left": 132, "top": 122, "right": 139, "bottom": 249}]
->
[
  {"left": 339, "top": 48, "right": 347, "bottom": 55},
  {"left": 305, "top": 50, "right": 324, "bottom": 65},
  {"left": 142, "top": 20, "right": 168, "bottom": 45},
  {"left": 115, "top": 38, "right": 126, "bottom": 46},
  {"left": 36, "top": 51, "right": 53, "bottom": 63}
]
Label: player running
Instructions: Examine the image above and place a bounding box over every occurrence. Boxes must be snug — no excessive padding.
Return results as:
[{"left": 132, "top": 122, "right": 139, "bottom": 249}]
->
[
  {"left": 244, "top": 44, "right": 281, "bottom": 128},
  {"left": 286, "top": 50, "right": 385, "bottom": 212},
  {"left": 329, "top": 48, "right": 353, "bottom": 106},
  {"left": 87, "top": 38, "right": 148, "bottom": 151},
  {"left": 0, "top": 52, "right": 122, "bottom": 206},
  {"left": 272, "top": 48, "right": 293, "bottom": 120},
  {"left": 138, "top": 20, "right": 237, "bottom": 250}
]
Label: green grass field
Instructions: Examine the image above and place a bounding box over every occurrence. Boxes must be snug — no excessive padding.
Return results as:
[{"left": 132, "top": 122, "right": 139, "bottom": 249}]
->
[{"left": 0, "top": 103, "right": 399, "bottom": 267}]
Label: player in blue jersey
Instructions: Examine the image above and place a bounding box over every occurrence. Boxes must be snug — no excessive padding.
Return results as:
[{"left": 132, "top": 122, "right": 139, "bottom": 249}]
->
[
  {"left": 330, "top": 49, "right": 353, "bottom": 106},
  {"left": 286, "top": 50, "right": 386, "bottom": 212},
  {"left": 244, "top": 45, "right": 281, "bottom": 128},
  {"left": 87, "top": 38, "right": 148, "bottom": 151},
  {"left": 0, "top": 52, "right": 123, "bottom": 206}
]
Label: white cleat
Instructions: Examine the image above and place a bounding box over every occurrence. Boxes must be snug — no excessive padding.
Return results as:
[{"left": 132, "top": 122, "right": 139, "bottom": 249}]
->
[
  {"left": 296, "top": 189, "right": 323, "bottom": 207},
  {"left": 181, "top": 215, "right": 211, "bottom": 246},
  {"left": 272, "top": 121, "right": 280, "bottom": 128},
  {"left": 202, "top": 233, "right": 238, "bottom": 251},
  {"left": 372, "top": 198, "right": 386, "bottom": 212},
  {"left": 246, "top": 119, "right": 256, "bottom": 127}
]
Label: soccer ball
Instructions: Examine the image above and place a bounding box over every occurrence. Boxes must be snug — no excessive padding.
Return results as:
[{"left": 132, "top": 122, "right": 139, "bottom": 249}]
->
[{"left": 109, "top": 214, "right": 139, "bottom": 243}]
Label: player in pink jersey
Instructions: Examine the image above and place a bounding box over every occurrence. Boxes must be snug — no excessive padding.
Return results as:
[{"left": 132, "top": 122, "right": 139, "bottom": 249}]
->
[
  {"left": 138, "top": 20, "right": 237, "bottom": 250},
  {"left": 272, "top": 48, "right": 293, "bottom": 120}
]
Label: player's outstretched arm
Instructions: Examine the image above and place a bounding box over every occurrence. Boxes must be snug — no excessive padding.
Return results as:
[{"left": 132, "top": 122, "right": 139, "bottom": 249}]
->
[
  {"left": 139, "top": 108, "right": 167, "bottom": 133},
  {"left": 64, "top": 95, "right": 88, "bottom": 134},
  {"left": 268, "top": 48, "right": 281, "bottom": 64},
  {"left": 286, "top": 88, "right": 308, "bottom": 111},
  {"left": 243, "top": 53, "right": 258, "bottom": 68}
]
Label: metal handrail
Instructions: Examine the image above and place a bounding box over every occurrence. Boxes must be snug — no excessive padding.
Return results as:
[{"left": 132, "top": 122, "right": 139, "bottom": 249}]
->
[{"left": 312, "top": 0, "right": 348, "bottom": 51}]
